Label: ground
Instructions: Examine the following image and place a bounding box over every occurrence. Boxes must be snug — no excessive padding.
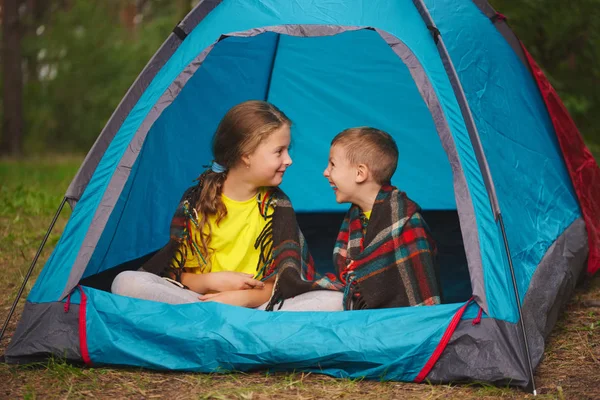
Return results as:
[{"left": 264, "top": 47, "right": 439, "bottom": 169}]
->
[{"left": 0, "top": 156, "right": 598, "bottom": 399}]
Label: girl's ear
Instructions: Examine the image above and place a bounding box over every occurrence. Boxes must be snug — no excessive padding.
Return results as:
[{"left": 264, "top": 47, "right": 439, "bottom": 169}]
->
[
  {"left": 356, "top": 164, "right": 369, "bottom": 183},
  {"left": 241, "top": 153, "right": 251, "bottom": 169}
]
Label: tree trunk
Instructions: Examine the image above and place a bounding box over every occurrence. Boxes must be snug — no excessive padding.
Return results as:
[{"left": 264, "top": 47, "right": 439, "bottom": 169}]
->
[{"left": 1, "top": 0, "right": 24, "bottom": 156}]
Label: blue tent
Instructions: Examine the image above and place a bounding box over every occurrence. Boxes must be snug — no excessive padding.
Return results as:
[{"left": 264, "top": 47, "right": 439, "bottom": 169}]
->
[{"left": 4, "top": 0, "right": 594, "bottom": 391}]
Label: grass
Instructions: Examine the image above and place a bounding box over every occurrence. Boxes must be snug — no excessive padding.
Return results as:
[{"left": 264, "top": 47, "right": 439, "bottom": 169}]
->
[{"left": 0, "top": 153, "right": 599, "bottom": 399}]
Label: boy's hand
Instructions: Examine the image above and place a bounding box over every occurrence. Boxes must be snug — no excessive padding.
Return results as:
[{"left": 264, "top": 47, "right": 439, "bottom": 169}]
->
[{"left": 203, "top": 271, "right": 264, "bottom": 292}]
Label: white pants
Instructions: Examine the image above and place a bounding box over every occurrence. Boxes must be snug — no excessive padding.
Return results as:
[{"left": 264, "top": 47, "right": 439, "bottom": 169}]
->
[{"left": 111, "top": 270, "right": 344, "bottom": 311}]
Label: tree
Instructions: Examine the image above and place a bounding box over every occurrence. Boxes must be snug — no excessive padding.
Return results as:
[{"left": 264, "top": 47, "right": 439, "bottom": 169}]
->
[{"left": 1, "top": 0, "right": 24, "bottom": 156}]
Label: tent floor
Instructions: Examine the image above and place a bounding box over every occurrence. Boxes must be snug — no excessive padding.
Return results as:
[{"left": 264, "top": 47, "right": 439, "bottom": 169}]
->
[{"left": 80, "top": 211, "right": 471, "bottom": 304}]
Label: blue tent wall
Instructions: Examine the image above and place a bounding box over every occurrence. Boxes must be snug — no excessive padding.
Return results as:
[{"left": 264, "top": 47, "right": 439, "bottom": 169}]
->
[
  {"left": 80, "top": 286, "right": 479, "bottom": 379},
  {"left": 426, "top": 0, "right": 581, "bottom": 311},
  {"left": 270, "top": 31, "right": 456, "bottom": 211}
]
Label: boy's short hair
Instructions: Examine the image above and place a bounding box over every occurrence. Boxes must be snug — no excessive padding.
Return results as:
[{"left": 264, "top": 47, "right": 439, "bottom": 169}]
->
[{"left": 331, "top": 127, "right": 399, "bottom": 185}]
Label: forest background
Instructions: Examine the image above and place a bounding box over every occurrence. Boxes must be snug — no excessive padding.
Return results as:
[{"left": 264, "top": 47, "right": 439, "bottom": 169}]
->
[{"left": 0, "top": 0, "right": 599, "bottom": 157}]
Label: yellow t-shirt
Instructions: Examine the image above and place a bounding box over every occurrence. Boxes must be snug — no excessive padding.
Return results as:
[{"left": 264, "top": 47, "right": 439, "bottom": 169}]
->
[{"left": 183, "top": 188, "right": 272, "bottom": 277}]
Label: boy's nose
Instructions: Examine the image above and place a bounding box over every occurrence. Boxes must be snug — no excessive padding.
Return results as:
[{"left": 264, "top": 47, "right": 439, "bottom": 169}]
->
[{"left": 323, "top": 167, "right": 330, "bottom": 177}]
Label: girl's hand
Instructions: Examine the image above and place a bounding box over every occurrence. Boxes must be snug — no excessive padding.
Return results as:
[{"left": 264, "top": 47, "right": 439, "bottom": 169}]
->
[
  {"left": 199, "top": 277, "right": 275, "bottom": 308},
  {"left": 203, "top": 271, "right": 264, "bottom": 293},
  {"left": 181, "top": 271, "right": 264, "bottom": 294},
  {"left": 199, "top": 291, "right": 252, "bottom": 307}
]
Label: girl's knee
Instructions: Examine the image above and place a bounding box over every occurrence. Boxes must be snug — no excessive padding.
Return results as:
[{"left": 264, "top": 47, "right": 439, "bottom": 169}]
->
[{"left": 111, "top": 270, "right": 149, "bottom": 295}]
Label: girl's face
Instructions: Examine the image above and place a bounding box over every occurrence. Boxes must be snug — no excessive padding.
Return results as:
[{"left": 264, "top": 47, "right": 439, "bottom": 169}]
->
[{"left": 245, "top": 124, "right": 293, "bottom": 187}]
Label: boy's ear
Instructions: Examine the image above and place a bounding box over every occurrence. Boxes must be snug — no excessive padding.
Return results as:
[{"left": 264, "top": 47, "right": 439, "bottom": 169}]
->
[{"left": 355, "top": 163, "right": 369, "bottom": 183}]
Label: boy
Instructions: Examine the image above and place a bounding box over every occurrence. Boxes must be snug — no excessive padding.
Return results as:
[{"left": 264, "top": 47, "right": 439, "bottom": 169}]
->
[
  {"left": 322, "top": 127, "right": 441, "bottom": 309},
  {"left": 265, "top": 127, "right": 441, "bottom": 311}
]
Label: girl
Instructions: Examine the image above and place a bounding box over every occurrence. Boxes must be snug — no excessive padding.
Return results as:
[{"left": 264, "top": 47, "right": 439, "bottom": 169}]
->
[{"left": 111, "top": 100, "right": 343, "bottom": 310}]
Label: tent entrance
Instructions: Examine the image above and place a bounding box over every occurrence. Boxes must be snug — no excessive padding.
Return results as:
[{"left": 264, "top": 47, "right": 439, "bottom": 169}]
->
[{"left": 79, "top": 28, "right": 473, "bottom": 304}]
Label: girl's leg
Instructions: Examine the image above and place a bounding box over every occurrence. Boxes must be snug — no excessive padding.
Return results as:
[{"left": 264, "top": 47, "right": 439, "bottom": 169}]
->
[
  {"left": 111, "top": 271, "right": 201, "bottom": 304},
  {"left": 256, "top": 290, "right": 344, "bottom": 311}
]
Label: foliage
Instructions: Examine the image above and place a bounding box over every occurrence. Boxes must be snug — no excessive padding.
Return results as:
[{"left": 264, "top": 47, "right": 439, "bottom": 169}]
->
[
  {"left": 0, "top": 0, "right": 190, "bottom": 153},
  {"left": 0, "top": 0, "right": 598, "bottom": 153}
]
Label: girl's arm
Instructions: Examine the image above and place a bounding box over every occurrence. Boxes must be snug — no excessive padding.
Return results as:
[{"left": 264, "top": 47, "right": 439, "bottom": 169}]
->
[
  {"left": 181, "top": 271, "right": 265, "bottom": 294},
  {"left": 199, "top": 278, "right": 275, "bottom": 308}
]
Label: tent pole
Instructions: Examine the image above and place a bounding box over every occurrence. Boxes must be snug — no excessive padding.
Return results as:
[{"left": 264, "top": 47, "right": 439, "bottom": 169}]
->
[
  {"left": 498, "top": 214, "right": 537, "bottom": 395},
  {"left": 263, "top": 33, "right": 280, "bottom": 101},
  {"left": 0, "top": 197, "right": 67, "bottom": 344}
]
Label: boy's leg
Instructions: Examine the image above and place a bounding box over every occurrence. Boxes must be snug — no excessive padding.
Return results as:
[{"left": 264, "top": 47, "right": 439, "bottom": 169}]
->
[
  {"left": 111, "top": 271, "right": 201, "bottom": 304},
  {"left": 256, "top": 290, "right": 344, "bottom": 311}
]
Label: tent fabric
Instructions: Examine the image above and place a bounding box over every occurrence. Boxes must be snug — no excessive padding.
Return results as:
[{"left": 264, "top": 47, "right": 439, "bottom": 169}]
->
[
  {"left": 80, "top": 287, "right": 478, "bottom": 380},
  {"left": 428, "top": 217, "right": 588, "bottom": 384},
  {"left": 521, "top": 45, "right": 600, "bottom": 276},
  {"left": 426, "top": 0, "right": 582, "bottom": 320},
  {"left": 4, "top": 302, "right": 81, "bottom": 363},
  {"left": 6, "top": 0, "right": 595, "bottom": 389},
  {"left": 470, "top": 1, "right": 530, "bottom": 69}
]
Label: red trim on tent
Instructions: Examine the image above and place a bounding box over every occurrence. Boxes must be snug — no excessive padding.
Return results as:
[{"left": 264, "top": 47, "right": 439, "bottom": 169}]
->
[
  {"left": 77, "top": 285, "right": 92, "bottom": 365},
  {"left": 414, "top": 297, "right": 474, "bottom": 383},
  {"left": 520, "top": 43, "right": 600, "bottom": 275}
]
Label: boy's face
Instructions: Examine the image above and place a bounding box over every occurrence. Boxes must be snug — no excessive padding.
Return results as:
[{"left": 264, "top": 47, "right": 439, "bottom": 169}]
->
[{"left": 323, "top": 144, "right": 359, "bottom": 204}]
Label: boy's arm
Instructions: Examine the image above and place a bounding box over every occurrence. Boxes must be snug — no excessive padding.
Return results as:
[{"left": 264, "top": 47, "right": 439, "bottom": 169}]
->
[{"left": 198, "top": 278, "right": 275, "bottom": 308}]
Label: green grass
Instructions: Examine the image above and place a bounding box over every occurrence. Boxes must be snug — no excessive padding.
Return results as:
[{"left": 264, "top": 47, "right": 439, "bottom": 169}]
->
[
  {"left": 0, "top": 154, "right": 599, "bottom": 399},
  {"left": 0, "top": 155, "right": 80, "bottom": 217}
]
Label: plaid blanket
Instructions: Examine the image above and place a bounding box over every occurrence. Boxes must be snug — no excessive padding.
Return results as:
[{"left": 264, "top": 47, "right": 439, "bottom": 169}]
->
[
  {"left": 268, "top": 185, "right": 441, "bottom": 310},
  {"left": 333, "top": 185, "right": 441, "bottom": 309},
  {"left": 141, "top": 182, "right": 316, "bottom": 298}
]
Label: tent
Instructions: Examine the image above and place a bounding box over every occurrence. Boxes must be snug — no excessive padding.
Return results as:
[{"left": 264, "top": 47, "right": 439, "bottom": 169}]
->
[{"left": 3, "top": 0, "right": 599, "bottom": 391}]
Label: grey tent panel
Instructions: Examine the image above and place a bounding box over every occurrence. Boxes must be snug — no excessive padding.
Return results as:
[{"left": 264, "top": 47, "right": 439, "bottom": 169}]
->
[
  {"left": 427, "top": 217, "right": 588, "bottom": 386},
  {"left": 5, "top": 302, "right": 81, "bottom": 363},
  {"left": 178, "top": 0, "right": 223, "bottom": 36},
  {"left": 520, "top": 218, "right": 588, "bottom": 367}
]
